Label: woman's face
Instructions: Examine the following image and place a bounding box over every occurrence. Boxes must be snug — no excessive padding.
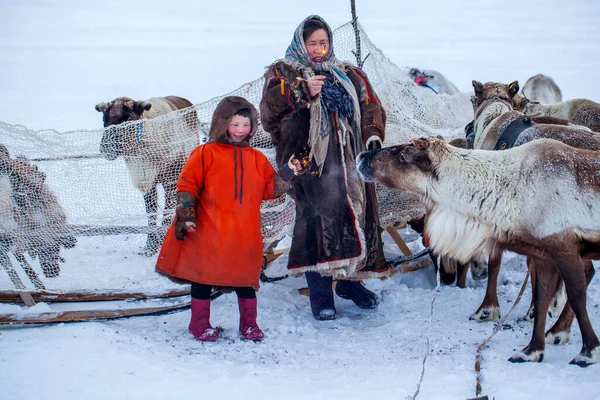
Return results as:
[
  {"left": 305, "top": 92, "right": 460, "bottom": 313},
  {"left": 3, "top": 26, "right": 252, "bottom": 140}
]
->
[
  {"left": 227, "top": 115, "right": 251, "bottom": 143},
  {"left": 305, "top": 28, "right": 329, "bottom": 63}
]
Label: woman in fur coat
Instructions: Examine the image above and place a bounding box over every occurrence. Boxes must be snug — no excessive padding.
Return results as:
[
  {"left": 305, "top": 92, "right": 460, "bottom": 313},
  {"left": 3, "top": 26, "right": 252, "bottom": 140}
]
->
[{"left": 260, "top": 15, "right": 390, "bottom": 320}]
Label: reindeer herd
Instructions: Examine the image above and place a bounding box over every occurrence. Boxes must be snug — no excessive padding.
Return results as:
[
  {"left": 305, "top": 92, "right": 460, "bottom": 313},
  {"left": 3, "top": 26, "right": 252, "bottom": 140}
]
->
[
  {"left": 358, "top": 75, "right": 600, "bottom": 367},
  {"left": 1, "top": 73, "right": 599, "bottom": 367}
]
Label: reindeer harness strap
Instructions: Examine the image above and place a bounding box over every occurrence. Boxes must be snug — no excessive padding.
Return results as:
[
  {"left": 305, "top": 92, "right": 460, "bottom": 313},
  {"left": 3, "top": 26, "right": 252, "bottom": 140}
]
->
[{"left": 493, "top": 118, "right": 535, "bottom": 150}]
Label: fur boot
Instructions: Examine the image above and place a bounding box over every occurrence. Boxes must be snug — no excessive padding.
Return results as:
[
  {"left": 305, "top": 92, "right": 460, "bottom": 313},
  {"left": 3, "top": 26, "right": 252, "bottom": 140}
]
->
[
  {"left": 335, "top": 280, "right": 379, "bottom": 309},
  {"left": 305, "top": 272, "right": 336, "bottom": 320},
  {"left": 189, "top": 298, "right": 219, "bottom": 341},
  {"left": 238, "top": 297, "right": 264, "bottom": 341}
]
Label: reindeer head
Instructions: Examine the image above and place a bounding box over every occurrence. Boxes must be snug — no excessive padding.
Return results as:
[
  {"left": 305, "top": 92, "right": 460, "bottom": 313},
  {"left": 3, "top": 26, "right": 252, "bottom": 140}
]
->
[
  {"left": 357, "top": 137, "right": 443, "bottom": 194},
  {"left": 512, "top": 93, "right": 531, "bottom": 112},
  {"left": 471, "top": 80, "right": 519, "bottom": 116},
  {"left": 95, "top": 97, "right": 152, "bottom": 128},
  {"left": 95, "top": 97, "right": 151, "bottom": 160}
]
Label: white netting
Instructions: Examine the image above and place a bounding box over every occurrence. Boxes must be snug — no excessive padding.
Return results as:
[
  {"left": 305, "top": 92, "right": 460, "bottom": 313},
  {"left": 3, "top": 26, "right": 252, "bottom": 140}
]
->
[{"left": 0, "top": 21, "right": 472, "bottom": 294}]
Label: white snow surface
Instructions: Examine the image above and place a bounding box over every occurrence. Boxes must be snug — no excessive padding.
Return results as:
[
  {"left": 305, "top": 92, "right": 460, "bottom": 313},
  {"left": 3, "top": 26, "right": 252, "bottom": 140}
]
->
[{"left": 1, "top": 1, "right": 600, "bottom": 399}]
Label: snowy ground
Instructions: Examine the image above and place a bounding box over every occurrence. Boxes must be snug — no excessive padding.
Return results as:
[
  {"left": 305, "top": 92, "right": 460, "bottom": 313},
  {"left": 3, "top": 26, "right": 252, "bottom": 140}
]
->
[{"left": 1, "top": 1, "right": 600, "bottom": 399}]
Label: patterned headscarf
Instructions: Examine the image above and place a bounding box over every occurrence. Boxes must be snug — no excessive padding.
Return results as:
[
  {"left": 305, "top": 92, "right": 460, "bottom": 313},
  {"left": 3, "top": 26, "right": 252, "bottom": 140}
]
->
[{"left": 283, "top": 15, "right": 361, "bottom": 175}]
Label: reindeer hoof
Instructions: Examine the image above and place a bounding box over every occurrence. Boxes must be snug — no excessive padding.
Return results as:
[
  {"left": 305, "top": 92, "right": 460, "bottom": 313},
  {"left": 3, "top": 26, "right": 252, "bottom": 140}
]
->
[
  {"left": 569, "top": 347, "right": 599, "bottom": 367},
  {"left": 509, "top": 350, "right": 544, "bottom": 363},
  {"left": 545, "top": 330, "right": 571, "bottom": 345},
  {"left": 470, "top": 261, "right": 488, "bottom": 280},
  {"left": 470, "top": 307, "right": 500, "bottom": 322},
  {"left": 548, "top": 291, "right": 567, "bottom": 318},
  {"left": 522, "top": 306, "right": 535, "bottom": 323}
]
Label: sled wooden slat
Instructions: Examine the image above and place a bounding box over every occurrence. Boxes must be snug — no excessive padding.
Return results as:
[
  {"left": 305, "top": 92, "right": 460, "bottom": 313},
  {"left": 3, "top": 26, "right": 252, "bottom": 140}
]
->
[
  {"left": 0, "top": 300, "right": 191, "bottom": 325},
  {"left": 385, "top": 225, "right": 413, "bottom": 257},
  {"left": 0, "top": 287, "right": 190, "bottom": 304},
  {"left": 19, "top": 292, "right": 36, "bottom": 307},
  {"left": 264, "top": 248, "right": 289, "bottom": 265},
  {"left": 388, "top": 257, "right": 432, "bottom": 277}
]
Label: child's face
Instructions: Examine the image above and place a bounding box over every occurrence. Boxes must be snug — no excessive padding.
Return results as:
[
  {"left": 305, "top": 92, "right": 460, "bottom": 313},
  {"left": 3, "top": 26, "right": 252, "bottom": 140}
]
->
[{"left": 228, "top": 115, "right": 251, "bottom": 143}]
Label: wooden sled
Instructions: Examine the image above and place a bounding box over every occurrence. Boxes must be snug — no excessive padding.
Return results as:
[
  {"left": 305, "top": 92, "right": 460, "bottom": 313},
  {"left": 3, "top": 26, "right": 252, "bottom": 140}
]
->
[
  {"left": 0, "top": 287, "right": 191, "bottom": 304},
  {"left": 0, "top": 287, "right": 229, "bottom": 326},
  {"left": 0, "top": 296, "right": 191, "bottom": 325}
]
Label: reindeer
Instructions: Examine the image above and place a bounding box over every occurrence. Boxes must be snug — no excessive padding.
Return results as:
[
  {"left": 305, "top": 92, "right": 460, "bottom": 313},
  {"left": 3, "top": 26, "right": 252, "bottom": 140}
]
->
[
  {"left": 0, "top": 145, "right": 76, "bottom": 278},
  {"left": 521, "top": 74, "right": 562, "bottom": 104},
  {"left": 513, "top": 96, "right": 600, "bottom": 133},
  {"left": 95, "top": 96, "right": 198, "bottom": 256},
  {"left": 466, "top": 80, "right": 600, "bottom": 324},
  {"left": 357, "top": 137, "right": 600, "bottom": 366}
]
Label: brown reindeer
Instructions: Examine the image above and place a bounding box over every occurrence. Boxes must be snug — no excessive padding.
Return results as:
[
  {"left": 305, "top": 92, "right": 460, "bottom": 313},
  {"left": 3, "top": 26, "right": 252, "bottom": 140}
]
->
[
  {"left": 513, "top": 95, "right": 600, "bottom": 133},
  {"left": 95, "top": 96, "right": 198, "bottom": 256},
  {"left": 357, "top": 137, "right": 600, "bottom": 366},
  {"left": 0, "top": 145, "right": 76, "bottom": 278},
  {"left": 468, "top": 80, "right": 600, "bottom": 327}
]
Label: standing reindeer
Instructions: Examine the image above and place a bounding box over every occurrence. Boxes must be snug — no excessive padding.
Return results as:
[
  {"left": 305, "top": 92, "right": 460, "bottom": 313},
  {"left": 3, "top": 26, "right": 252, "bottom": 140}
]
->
[{"left": 95, "top": 96, "right": 198, "bottom": 256}]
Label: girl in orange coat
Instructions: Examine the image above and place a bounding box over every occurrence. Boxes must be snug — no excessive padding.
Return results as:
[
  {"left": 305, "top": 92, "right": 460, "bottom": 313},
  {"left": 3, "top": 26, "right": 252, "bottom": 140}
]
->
[{"left": 156, "top": 96, "right": 293, "bottom": 341}]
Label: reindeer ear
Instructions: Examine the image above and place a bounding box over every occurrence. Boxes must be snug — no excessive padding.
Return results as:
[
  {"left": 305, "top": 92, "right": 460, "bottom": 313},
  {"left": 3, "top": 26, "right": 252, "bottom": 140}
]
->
[
  {"left": 508, "top": 81, "right": 519, "bottom": 97},
  {"left": 122, "top": 100, "right": 134, "bottom": 111},
  {"left": 133, "top": 101, "right": 151, "bottom": 115},
  {"left": 411, "top": 137, "right": 430, "bottom": 149},
  {"left": 95, "top": 102, "right": 108, "bottom": 112},
  {"left": 472, "top": 80, "right": 483, "bottom": 94}
]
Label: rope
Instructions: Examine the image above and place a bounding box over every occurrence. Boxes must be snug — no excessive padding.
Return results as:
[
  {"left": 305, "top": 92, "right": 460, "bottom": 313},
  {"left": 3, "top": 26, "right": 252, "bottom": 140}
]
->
[
  {"left": 474, "top": 262, "right": 532, "bottom": 397},
  {"left": 410, "top": 259, "right": 441, "bottom": 400},
  {"left": 388, "top": 247, "right": 431, "bottom": 267}
]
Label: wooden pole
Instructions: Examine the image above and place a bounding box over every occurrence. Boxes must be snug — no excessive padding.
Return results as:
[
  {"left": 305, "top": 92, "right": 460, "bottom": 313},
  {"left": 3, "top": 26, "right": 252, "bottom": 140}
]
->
[{"left": 350, "top": 0, "right": 363, "bottom": 67}]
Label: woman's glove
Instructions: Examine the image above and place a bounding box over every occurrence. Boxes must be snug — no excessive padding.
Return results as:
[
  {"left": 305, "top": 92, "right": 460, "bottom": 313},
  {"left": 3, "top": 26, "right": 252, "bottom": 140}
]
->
[
  {"left": 289, "top": 77, "right": 311, "bottom": 109},
  {"left": 174, "top": 191, "right": 197, "bottom": 240}
]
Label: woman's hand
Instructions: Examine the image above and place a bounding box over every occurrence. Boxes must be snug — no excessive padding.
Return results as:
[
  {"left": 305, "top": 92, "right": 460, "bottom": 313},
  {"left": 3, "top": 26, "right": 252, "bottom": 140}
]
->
[{"left": 307, "top": 75, "right": 326, "bottom": 97}]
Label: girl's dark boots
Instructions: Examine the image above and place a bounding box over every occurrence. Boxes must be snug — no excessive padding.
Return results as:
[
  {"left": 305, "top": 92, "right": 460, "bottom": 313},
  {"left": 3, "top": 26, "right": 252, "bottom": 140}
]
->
[
  {"left": 335, "top": 280, "right": 379, "bottom": 309},
  {"left": 238, "top": 297, "right": 265, "bottom": 341},
  {"left": 305, "top": 272, "right": 336, "bottom": 320},
  {"left": 189, "top": 298, "right": 219, "bottom": 341}
]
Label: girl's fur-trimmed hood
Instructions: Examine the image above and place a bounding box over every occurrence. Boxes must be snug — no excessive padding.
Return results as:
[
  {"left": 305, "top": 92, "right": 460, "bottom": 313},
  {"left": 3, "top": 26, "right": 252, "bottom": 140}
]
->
[{"left": 209, "top": 96, "right": 258, "bottom": 146}]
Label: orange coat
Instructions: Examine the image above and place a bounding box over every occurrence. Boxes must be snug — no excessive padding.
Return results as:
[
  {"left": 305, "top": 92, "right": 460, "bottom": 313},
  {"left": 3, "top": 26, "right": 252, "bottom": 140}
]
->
[{"left": 156, "top": 142, "right": 276, "bottom": 288}]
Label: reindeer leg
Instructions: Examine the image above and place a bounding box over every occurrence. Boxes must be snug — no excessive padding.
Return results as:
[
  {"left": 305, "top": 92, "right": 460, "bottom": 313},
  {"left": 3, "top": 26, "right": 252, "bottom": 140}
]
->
[
  {"left": 509, "top": 257, "right": 556, "bottom": 363},
  {"left": 14, "top": 252, "right": 45, "bottom": 289},
  {"left": 556, "top": 257, "right": 600, "bottom": 367},
  {"left": 470, "top": 249, "right": 502, "bottom": 322},
  {"left": 456, "top": 261, "right": 469, "bottom": 288},
  {"left": 162, "top": 178, "right": 177, "bottom": 225},
  {"left": 523, "top": 256, "right": 537, "bottom": 322},
  {"left": 548, "top": 277, "right": 567, "bottom": 319},
  {"left": 141, "top": 186, "right": 159, "bottom": 256},
  {"left": 439, "top": 255, "right": 457, "bottom": 285},
  {"left": 0, "top": 240, "right": 26, "bottom": 290},
  {"left": 544, "top": 261, "right": 594, "bottom": 345}
]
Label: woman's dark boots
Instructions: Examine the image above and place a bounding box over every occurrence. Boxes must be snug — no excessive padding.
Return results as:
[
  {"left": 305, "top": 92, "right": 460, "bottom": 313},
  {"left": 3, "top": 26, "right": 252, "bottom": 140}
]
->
[
  {"left": 335, "top": 280, "right": 379, "bottom": 309},
  {"left": 305, "top": 271, "right": 336, "bottom": 320}
]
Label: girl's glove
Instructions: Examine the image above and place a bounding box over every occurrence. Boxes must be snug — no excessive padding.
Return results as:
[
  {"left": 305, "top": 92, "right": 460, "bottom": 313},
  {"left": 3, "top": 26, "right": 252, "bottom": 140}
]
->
[{"left": 174, "top": 191, "right": 197, "bottom": 240}]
